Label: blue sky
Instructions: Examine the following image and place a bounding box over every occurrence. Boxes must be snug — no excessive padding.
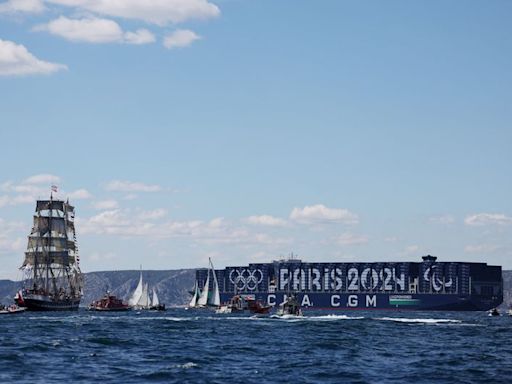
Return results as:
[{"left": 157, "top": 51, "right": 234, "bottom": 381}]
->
[{"left": 0, "top": 0, "right": 511, "bottom": 279}]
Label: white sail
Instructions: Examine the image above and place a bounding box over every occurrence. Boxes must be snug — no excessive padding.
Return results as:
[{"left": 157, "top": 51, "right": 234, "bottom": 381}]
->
[
  {"left": 129, "top": 271, "right": 143, "bottom": 306},
  {"left": 197, "top": 272, "right": 209, "bottom": 307},
  {"left": 151, "top": 288, "right": 160, "bottom": 307},
  {"left": 188, "top": 280, "right": 201, "bottom": 308},
  {"left": 137, "top": 283, "right": 150, "bottom": 308},
  {"left": 208, "top": 258, "right": 220, "bottom": 307}
]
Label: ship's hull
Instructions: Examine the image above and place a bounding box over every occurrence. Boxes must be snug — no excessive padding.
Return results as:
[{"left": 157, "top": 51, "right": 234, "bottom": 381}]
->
[
  {"left": 17, "top": 294, "right": 80, "bottom": 311},
  {"left": 197, "top": 257, "right": 503, "bottom": 312},
  {"left": 219, "top": 292, "right": 501, "bottom": 311}
]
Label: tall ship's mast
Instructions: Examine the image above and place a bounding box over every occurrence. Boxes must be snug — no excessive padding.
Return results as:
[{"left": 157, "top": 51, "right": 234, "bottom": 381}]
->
[{"left": 15, "top": 189, "right": 83, "bottom": 311}]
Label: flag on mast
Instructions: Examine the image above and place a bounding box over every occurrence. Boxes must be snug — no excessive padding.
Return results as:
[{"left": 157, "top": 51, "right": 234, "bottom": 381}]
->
[{"left": 51, "top": 185, "right": 58, "bottom": 193}]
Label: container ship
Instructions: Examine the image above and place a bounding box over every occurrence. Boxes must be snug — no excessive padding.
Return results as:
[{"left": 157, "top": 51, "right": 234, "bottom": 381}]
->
[{"left": 192, "top": 255, "right": 503, "bottom": 311}]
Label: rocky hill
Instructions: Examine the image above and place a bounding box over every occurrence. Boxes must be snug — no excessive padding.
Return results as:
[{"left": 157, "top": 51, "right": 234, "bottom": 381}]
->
[
  {"left": 1, "top": 270, "right": 511, "bottom": 308},
  {"left": 0, "top": 269, "right": 195, "bottom": 307}
]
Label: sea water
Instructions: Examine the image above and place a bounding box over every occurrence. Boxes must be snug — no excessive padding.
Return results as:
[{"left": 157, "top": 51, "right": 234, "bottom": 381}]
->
[{"left": 0, "top": 309, "right": 511, "bottom": 383}]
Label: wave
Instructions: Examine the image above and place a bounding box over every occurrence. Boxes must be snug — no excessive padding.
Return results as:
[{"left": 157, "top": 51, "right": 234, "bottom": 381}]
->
[{"left": 173, "top": 362, "right": 199, "bottom": 369}]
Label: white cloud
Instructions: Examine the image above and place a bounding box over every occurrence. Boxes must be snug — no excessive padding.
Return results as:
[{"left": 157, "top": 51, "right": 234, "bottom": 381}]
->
[
  {"left": 464, "top": 244, "right": 499, "bottom": 254},
  {"left": 0, "top": 236, "right": 24, "bottom": 253},
  {"left": 35, "top": 16, "right": 123, "bottom": 43},
  {"left": 0, "top": 39, "right": 67, "bottom": 76},
  {"left": 79, "top": 209, "right": 291, "bottom": 247},
  {"left": 67, "top": 188, "right": 92, "bottom": 199},
  {"left": 35, "top": 16, "right": 154, "bottom": 45},
  {"left": 208, "top": 217, "right": 224, "bottom": 228},
  {"left": 402, "top": 245, "right": 419, "bottom": 255},
  {"left": 137, "top": 208, "right": 167, "bottom": 220},
  {"left": 0, "top": 177, "right": 55, "bottom": 206},
  {"left": 246, "top": 215, "right": 287, "bottom": 227},
  {"left": 0, "top": 196, "right": 9, "bottom": 208},
  {"left": 124, "top": 29, "right": 156, "bottom": 45},
  {"left": 163, "top": 29, "right": 200, "bottom": 49},
  {"left": 336, "top": 232, "right": 369, "bottom": 246},
  {"left": 0, "top": 219, "right": 25, "bottom": 254},
  {"left": 105, "top": 180, "right": 162, "bottom": 192},
  {"left": 92, "top": 199, "right": 119, "bottom": 210},
  {"left": 0, "top": 192, "right": 51, "bottom": 207},
  {"left": 89, "top": 251, "right": 117, "bottom": 262},
  {"left": 23, "top": 173, "right": 60, "bottom": 185},
  {"left": 0, "top": 0, "right": 45, "bottom": 14},
  {"left": 46, "top": 0, "right": 220, "bottom": 25},
  {"left": 464, "top": 213, "right": 512, "bottom": 226},
  {"left": 429, "top": 215, "right": 455, "bottom": 225},
  {"left": 290, "top": 204, "right": 359, "bottom": 224}
]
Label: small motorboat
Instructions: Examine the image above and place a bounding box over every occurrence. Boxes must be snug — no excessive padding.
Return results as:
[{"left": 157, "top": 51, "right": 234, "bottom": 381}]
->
[
  {"left": 0, "top": 304, "right": 27, "bottom": 315},
  {"left": 275, "top": 294, "right": 303, "bottom": 317},
  {"left": 247, "top": 298, "right": 272, "bottom": 315},
  {"left": 215, "top": 295, "right": 246, "bottom": 314},
  {"left": 215, "top": 295, "right": 271, "bottom": 315},
  {"left": 215, "top": 305, "right": 232, "bottom": 314},
  {"left": 488, "top": 308, "right": 500, "bottom": 317},
  {"left": 89, "top": 292, "right": 130, "bottom": 311}
]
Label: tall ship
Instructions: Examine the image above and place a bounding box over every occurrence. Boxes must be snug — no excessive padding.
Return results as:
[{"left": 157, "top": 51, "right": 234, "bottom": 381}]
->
[
  {"left": 192, "top": 255, "right": 503, "bottom": 311},
  {"left": 15, "top": 192, "right": 83, "bottom": 311}
]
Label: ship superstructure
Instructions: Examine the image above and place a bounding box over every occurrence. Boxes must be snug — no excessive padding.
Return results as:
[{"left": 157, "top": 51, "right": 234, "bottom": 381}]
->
[
  {"left": 193, "top": 255, "right": 503, "bottom": 311},
  {"left": 15, "top": 195, "right": 83, "bottom": 310}
]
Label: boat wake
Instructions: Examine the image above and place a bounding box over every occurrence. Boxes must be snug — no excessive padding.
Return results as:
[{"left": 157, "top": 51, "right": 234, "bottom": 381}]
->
[
  {"left": 306, "top": 314, "right": 365, "bottom": 321},
  {"left": 375, "top": 317, "right": 462, "bottom": 324}
]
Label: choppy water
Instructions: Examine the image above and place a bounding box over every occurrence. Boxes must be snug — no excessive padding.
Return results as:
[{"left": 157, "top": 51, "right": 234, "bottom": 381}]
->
[{"left": 1, "top": 309, "right": 511, "bottom": 383}]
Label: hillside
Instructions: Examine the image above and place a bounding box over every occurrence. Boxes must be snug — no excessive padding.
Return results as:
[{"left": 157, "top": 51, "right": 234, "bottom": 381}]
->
[
  {"left": 0, "top": 269, "right": 195, "bottom": 307},
  {"left": 1, "top": 270, "right": 511, "bottom": 308}
]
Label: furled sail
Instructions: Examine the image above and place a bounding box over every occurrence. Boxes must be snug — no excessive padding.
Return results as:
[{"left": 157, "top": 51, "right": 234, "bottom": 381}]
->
[
  {"left": 23, "top": 251, "right": 74, "bottom": 267},
  {"left": 27, "top": 237, "right": 73, "bottom": 251},
  {"left": 32, "top": 216, "right": 67, "bottom": 236},
  {"left": 151, "top": 288, "right": 159, "bottom": 307},
  {"left": 36, "top": 200, "right": 65, "bottom": 212},
  {"left": 129, "top": 272, "right": 144, "bottom": 306}
]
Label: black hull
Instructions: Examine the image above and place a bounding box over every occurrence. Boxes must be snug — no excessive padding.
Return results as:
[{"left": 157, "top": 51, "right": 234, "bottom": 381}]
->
[
  {"left": 17, "top": 296, "right": 81, "bottom": 311},
  {"left": 149, "top": 304, "right": 166, "bottom": 311}
]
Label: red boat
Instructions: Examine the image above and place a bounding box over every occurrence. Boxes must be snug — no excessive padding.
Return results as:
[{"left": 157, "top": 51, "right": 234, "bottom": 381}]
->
[
  {"left": 246, "top": 298, "right": 272, "bottom": 314},
  {"left": 89, "top": 292, "right": 130, "bottom": 311}
]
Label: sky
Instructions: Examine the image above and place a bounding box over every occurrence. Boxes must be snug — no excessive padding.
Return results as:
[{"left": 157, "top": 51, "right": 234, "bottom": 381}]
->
[{"left": 0, "top": 0, "right": 511, "bottom": 279}]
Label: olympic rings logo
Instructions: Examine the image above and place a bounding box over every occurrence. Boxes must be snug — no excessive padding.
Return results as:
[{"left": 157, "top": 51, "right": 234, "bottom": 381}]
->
[{"left": 229, "top": 269, "right": 263, "bottom": 291}]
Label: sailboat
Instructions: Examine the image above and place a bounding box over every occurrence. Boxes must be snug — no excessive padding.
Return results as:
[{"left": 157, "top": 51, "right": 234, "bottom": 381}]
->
[
  {"left": 189, "top": 280, "right": 200, "bottom": 308},
  {"left": 15, "top": 191, "right": 83, "bottom": 311},
  {"left": 129, "top": 270, "right": 150, "bottom": 309},
  {"left": 129, "top": 269, "right": 165, "bottom": 310},
  {"left": 149, "top": 287, "right": 165, "bottom": 311},
  {"left": 188, "top": 258, "right": 220, "bottom": 309}
]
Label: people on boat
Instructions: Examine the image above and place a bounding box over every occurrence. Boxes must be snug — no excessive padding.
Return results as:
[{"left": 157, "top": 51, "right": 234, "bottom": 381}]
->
[
  {"left": 489, "top": 308, "right": 500, "bottom": 316},
  {"left": 277, "top": 294, "right": 303, "bottom": 317}
]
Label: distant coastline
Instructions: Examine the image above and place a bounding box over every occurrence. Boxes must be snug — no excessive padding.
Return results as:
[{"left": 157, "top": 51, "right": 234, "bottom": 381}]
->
[{"left": 1, "top": 269, "right": 511, "bottom": 309}]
